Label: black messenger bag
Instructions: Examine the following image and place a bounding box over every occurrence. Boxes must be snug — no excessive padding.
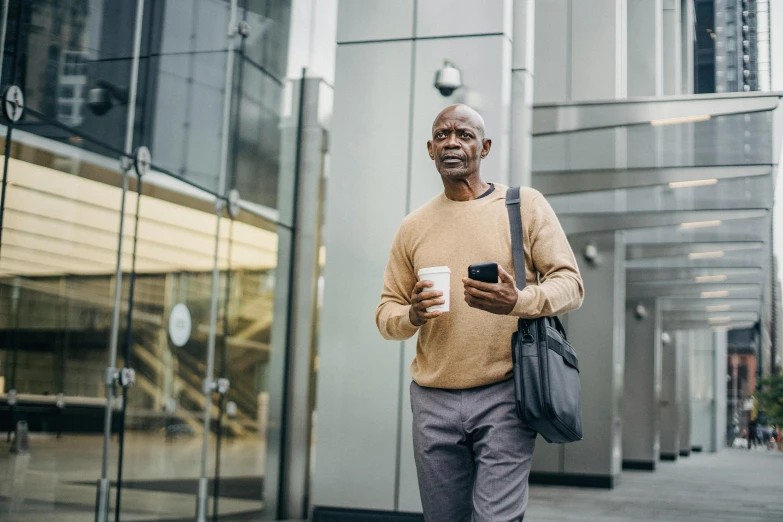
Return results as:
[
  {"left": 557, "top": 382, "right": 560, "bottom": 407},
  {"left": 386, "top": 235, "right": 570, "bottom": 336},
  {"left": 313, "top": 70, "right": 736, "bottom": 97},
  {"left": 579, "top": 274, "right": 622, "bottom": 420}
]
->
[{"left": 506, "top": 187, "right": 583, "bottom": 444}]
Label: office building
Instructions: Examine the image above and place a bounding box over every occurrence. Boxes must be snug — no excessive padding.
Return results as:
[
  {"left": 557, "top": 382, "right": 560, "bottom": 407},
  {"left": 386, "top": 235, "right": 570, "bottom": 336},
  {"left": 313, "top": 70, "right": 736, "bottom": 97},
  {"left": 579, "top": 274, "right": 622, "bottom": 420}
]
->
[
  {"left": 0, "top": 1, "right": 779, "bottom": 521},
  {"left": 695, "top": 0, "right": 773, "bottom": 93}
]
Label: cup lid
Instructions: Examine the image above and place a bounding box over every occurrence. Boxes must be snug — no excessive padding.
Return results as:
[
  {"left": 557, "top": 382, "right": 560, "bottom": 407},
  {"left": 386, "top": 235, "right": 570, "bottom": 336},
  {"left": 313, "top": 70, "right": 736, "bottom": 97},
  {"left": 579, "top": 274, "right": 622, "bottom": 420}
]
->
[{"left": 417, "top": 266, "right": 450, "bottom": 276}]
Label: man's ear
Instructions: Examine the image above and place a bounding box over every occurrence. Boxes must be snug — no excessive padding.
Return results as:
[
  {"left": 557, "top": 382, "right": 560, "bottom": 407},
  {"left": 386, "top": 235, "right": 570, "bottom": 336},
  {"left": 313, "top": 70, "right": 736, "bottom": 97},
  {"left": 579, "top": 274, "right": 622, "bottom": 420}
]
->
[
  {"left": 481, "top": 139, "right": 492, "bottom": 157},
  {"left": 427, "top": 140, "right": 435, "bottom": 160}
]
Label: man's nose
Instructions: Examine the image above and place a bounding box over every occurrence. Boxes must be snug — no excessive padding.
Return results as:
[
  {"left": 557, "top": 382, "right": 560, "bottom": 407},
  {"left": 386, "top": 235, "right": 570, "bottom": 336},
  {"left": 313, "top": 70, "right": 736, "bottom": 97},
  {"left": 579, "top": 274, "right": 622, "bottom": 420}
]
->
[{"left": 445, "top": 133, "right": 459, "bottom": 148}]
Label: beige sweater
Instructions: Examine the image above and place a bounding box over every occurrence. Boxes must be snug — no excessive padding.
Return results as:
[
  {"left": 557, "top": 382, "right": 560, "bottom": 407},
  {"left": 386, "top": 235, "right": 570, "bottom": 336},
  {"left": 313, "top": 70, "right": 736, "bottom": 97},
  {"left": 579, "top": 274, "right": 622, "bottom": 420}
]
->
[{"left": 375, "top": 184, "right": 584, "bottom": 389}]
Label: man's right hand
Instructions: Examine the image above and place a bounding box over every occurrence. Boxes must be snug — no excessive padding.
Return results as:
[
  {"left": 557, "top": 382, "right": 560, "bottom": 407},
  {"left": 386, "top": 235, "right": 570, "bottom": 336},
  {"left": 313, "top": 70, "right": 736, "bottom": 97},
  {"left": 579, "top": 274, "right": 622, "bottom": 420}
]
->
[{"left": 409, "top": 280, "right": 444, "bottom": 327}]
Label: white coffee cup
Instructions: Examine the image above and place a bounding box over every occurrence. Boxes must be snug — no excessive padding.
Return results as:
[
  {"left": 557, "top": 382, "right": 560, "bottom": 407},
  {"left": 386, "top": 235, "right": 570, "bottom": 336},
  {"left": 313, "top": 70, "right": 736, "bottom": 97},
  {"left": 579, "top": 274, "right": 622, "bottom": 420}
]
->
[{"left": 417, "top": 266, "right": 451, "bottom": 313}]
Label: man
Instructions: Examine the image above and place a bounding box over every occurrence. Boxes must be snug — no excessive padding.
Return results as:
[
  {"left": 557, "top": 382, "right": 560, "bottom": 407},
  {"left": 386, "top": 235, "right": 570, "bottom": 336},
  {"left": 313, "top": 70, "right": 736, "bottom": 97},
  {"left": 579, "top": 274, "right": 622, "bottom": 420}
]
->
[{"left": 375, "top": 104, "right": 584, "bottom": 521}]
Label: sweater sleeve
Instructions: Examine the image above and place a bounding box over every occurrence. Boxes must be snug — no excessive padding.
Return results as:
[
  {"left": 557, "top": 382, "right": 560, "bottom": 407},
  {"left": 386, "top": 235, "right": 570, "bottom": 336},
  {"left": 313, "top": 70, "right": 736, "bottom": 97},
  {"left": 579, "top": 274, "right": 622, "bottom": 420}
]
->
[
  {"left": 375, "top": 224, "right": 420, "bottom": 340},
  {"left": 511, "top": 193, "right": 584, "bottom": 318}
]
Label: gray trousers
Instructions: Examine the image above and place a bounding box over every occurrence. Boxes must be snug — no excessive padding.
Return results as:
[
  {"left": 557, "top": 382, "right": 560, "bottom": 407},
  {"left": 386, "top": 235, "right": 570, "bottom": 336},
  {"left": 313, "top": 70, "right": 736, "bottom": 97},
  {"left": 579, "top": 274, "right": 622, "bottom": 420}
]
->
[{"left": 410, "top": 378, "right": 537, "bottom": 522}]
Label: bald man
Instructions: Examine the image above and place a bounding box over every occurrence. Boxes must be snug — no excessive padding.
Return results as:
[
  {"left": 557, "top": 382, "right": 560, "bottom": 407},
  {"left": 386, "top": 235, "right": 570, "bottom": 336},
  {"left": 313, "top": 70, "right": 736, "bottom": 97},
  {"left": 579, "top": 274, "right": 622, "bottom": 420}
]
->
[{"left": 376, "top": 105, "right": 584, "bottom": 521}]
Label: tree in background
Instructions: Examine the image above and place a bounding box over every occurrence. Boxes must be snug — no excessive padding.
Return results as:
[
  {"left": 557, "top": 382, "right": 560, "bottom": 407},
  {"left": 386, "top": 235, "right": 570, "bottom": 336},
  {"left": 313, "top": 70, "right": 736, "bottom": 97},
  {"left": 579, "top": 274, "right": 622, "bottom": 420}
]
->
[{"left": 756, "top": 375, "right": 783, "bottom": 425}]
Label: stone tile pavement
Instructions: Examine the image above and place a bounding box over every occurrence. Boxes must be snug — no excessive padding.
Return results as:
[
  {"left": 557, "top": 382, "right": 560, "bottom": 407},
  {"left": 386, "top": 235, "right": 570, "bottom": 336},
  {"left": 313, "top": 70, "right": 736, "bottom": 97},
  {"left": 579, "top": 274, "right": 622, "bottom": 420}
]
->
[{"left": 525, "top": 448, "right": 783, "bottom": 521}]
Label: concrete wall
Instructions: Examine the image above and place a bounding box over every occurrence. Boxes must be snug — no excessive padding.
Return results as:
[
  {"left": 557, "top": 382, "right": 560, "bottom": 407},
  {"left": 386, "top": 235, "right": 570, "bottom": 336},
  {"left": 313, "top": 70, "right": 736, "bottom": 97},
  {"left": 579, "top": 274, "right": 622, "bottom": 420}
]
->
[
  {"left": 623, "top": 299, "right": 662, "bottom": 467},
  {"left": 312, "top": 0, "right": 516, "bottom": 512}
]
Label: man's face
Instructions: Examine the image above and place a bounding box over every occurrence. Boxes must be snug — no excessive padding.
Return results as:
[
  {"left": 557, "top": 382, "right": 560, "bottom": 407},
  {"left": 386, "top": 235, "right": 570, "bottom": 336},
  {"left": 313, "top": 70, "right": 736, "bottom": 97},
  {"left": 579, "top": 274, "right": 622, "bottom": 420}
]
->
[{"left": 428, "top": 108, "right": 490, "bottom": 179}]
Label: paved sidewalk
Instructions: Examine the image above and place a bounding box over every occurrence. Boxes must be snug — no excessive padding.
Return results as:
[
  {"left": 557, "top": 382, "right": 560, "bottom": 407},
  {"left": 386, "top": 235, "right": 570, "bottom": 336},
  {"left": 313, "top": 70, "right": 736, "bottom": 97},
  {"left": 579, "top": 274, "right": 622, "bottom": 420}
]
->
[{"left": 526, "top": 448, "right": 783, "bottom": 521}]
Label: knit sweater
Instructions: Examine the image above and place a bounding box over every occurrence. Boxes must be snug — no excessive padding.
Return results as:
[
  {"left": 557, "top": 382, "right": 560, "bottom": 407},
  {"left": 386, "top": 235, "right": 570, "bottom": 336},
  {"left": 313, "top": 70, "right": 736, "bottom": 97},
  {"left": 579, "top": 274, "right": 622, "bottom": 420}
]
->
[{"left": 375, "top": 184, "right": 584, "bottom": 389}]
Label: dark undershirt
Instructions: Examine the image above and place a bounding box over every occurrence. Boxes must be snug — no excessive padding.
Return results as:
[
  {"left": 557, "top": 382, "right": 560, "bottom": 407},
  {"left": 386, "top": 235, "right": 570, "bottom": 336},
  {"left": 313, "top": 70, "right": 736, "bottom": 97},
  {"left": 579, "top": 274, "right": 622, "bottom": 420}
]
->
[{"left": 476, "top": 183, "right": 495, "bottom": 200}]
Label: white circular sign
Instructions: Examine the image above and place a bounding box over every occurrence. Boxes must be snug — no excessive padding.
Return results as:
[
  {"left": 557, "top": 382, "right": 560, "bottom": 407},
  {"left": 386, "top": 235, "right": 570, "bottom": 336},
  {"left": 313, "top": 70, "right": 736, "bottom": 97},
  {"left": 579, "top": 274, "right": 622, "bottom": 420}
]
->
[
  {"left": 134, "top": 145, "right": 151, "bottom": 177},
  {"left": 168, "top": 303, "right": 192, "bottom": 347},
  {"left": 3, "top": 86, "right": 24, "bottom": 122}
]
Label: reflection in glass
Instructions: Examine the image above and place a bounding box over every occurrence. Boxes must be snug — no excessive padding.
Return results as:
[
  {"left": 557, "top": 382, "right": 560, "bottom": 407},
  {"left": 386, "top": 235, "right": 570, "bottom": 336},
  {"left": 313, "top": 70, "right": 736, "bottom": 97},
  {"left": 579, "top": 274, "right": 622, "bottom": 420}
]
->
[
  {"left": 214, "top": 218, "right": 278, "bottom": 517},
  {"left": 0, "top": 136, "right": 129, "bottom": 519}
]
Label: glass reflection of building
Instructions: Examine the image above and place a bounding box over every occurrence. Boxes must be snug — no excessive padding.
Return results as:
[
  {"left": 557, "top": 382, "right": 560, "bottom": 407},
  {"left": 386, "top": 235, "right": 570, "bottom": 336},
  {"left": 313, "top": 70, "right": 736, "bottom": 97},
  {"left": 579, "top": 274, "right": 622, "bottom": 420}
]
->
[{"left": 0, "top": 0, "right": 322, "bottom": 520}]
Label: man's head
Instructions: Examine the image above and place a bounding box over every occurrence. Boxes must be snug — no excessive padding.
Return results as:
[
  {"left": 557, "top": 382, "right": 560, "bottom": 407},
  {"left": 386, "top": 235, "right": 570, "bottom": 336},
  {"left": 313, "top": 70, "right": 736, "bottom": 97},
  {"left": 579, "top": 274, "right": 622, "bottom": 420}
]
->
[{"left": 427, "top": 104, "right": 491, "bottom": 179}]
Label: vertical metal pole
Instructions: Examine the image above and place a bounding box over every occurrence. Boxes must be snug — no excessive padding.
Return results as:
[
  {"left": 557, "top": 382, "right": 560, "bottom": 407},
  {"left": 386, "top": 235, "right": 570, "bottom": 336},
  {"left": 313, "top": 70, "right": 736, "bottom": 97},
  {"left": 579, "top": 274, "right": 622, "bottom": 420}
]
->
[
  {"left": 212, "top": 231, "right": 234, "bottom": 522},
  {"left": 0, "top": 0, "right": 24, "bottom": 261},
  {"left": 0, "top": 0, "right": 11, "bottom": 85},
  {"left": 96, "top": 0, "right": 145, "bottom": 520},
  {"left": 196, "top": 1, "right": 237, "bottom": 520},
  {"left": 114, "top": 177, "right": 143, "bottom": 521}
]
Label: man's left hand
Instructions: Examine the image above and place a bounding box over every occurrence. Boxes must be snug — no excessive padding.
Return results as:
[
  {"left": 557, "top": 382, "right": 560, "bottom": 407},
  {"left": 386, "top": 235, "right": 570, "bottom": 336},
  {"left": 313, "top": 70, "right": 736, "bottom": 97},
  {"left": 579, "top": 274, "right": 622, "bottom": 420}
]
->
[{"left": 462, "top": 265, "right": 518, "bottom": 315}]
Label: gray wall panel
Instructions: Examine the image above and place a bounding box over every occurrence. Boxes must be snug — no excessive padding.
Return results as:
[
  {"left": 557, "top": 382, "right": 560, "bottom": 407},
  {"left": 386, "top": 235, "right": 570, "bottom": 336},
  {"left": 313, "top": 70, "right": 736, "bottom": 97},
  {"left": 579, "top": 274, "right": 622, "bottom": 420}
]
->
[
  {"left": 681, "top": 0, "right": 695, "bottom": 94},
  {"left": 408, "top": 35, "right": 512, "bottom": 211},
  {"left": 397, "top": 338, "right": 423, "bottom": 512},
  {"left": 416, "top": 0, "right": 511, "bottom": 38},
  {"left": 336, "top": 0, "right": 414, "bottom": 43},
  {"left": 511, "top": 70, "right": 534, "bottom": 188},
  {"left": 531, "top": 437, "right": 561, "bottom": 473},
  {"left": 312, "top": 40, "right": 414, "bottom": 510},
  {"left": 571, "top": 0, "right": 627, "bottom": 100},
  {"left": 558, "top": 232, "right": 624, "bottom": 477},
  {"left": 714, "top": 331, "right": 728, "bottom": 450},
  {"left": 678, "top": 332, "right": 692, "bottom": 453},
  {"left": 662, "top": 0, "right": 682, "bottom": 95},
  {"left": 660, "top": 329, "right": 681, "bottom": 458},
  {"left": 690, "top": 329, "right": 715, "bottom": 451},
  {"left": 623, "top": 299, "right": 661, "bottom": 463},
  {"left": 533, "top": 0, "right": 569, "bottom": 103},
  {"left": 513, "top": 0, "right": 535, "bottom": 71},
  {"left": 627, "top": 0, "right": 663, "bottom": 97}
]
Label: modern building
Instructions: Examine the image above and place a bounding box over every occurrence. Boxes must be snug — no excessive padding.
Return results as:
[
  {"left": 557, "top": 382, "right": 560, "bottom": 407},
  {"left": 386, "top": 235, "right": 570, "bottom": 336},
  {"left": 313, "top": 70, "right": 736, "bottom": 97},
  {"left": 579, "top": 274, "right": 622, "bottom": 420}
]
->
[
  {"left": 0, "top": 1, "right": 779, "bottom": 522},
  {"left": 0, "top": 0, "right": 335, "bottom": 520},
  {"left": 695, "top": 0, "right": 773, "bottom": 93}
]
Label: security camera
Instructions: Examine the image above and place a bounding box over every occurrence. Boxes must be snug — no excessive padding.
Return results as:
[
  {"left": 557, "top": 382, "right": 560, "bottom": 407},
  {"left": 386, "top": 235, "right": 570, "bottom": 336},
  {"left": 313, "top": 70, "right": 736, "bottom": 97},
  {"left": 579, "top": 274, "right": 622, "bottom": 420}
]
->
[
  {"left": 634, "top": 303, "right": 648, "bottom": 320},
  {"left": 583, "top": 243, "right": 599, "bottom": 265},
  {"left": 434, "top": 60, "right": 462, "bottom": 97},
  {"left": 87, "top": 87, "right": 113, "bottom": 116},
  {"left": 87, "top": 80, "right": 129, "bottom": 116}
]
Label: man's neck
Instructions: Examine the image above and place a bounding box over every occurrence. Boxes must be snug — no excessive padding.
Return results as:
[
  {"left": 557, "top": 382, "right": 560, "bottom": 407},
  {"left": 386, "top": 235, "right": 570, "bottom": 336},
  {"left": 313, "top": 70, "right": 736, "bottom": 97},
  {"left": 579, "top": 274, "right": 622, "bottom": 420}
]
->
[{"left": 442, "top": 174, "right": 490, "bottom": 202}]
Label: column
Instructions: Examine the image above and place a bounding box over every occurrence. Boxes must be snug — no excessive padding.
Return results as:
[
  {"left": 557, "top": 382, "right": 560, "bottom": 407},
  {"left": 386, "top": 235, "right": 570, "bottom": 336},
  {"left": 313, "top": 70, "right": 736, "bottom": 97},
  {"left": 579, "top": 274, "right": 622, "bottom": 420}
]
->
[
  {"left": 267, "top": 77, "right": 331, "bottom": 519},
  {"left": 663, "top": 0, "right": 683, "bottom": 95},
  {"left": 622, "top": 298, "right": 662, "bottom": 470},
  {"left": 534, "top": 0, "right": 628, "bottom": 102},
  {"left": 311, "top": 2, "right": 417, "bottom": 512},
  {"left": 510, "top": 0, "right": 535, "bottom": 188},
  {"left": 689, "top": 329, "right": 714, "bottom": 452},
  {"left": 679, "top": 331, "right": 692, "bottom": 457},
  {"left": 680, "top": 0, "right": 695, "bottom": 94},
  {"left": 531, "top": 231, "right": 626, "bottom": 487},
  {"left": 627, "top": 0, "right": 663, "bottom": 97},
  {"left": 311, "top": 1, "right": 514, "bottom": 517},
  {"left": 714, "top": 330, "right": 728, "bottom": 450},
  {"left": 660, "top": 329, "right": 681, "bottom": 460}
]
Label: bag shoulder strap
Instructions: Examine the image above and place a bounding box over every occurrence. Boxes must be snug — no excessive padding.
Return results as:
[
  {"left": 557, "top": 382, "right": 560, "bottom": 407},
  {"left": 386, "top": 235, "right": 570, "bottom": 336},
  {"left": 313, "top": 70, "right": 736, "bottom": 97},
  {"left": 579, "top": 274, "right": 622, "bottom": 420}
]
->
[{"left": 505, "top": 186, "right": 526, "bottom": 291}]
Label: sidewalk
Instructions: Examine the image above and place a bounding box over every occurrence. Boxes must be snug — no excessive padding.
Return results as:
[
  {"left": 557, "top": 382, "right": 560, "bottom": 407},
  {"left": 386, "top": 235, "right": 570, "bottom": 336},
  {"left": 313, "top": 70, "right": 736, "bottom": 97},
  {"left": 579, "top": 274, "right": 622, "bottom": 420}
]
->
[{"left": 526, "top": 448, "right": 783, "bottom": 521}]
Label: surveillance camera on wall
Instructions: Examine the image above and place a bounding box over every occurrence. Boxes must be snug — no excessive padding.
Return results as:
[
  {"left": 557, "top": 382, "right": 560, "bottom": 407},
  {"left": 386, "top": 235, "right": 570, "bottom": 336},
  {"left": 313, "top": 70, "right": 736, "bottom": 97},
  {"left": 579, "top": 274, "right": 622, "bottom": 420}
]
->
[
  {"left": 634, "top": 303, "right": 648, "bottom": 320},
  {"left": 87, "top": 87, "right": 113, "bottom": 116},
  {"left": 434, "top": 60, "right": 462, "bottom": 97},
  {"left": 86, "top": 80, "right": 129, "bottom": 116},
  {"left": 583, "top": 243, "right": 599, "bottom": 265}
]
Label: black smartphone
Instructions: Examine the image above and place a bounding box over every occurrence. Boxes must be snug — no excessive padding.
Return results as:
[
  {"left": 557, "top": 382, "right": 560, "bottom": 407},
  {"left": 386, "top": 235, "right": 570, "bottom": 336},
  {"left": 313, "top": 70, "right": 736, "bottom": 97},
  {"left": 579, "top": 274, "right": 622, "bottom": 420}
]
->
[{"left": 468, "top": 262, "right": 498, "bottom": 283}]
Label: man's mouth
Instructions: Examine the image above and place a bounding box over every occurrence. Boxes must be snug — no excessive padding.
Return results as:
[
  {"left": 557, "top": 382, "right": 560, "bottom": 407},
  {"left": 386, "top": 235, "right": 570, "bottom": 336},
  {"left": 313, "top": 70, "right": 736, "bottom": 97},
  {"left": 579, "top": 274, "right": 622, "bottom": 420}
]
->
[{"left": 441, "top": 155, "right": 464, "bottom": 165}]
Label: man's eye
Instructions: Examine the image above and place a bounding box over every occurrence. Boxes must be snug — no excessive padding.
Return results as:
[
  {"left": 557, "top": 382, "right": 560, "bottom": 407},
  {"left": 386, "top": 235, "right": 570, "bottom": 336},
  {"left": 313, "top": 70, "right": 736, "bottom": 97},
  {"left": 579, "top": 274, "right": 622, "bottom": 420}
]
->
[
  {"left": 461, "top": 132, "right": 471, "bottom": 138},
  {"left": 436, "top": 132, "right": 446, "bottom": 138}
]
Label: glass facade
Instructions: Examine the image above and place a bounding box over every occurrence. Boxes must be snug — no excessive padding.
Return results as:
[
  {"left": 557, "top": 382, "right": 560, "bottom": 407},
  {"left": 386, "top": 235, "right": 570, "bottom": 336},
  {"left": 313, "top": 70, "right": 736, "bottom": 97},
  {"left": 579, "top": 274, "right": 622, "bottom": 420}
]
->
[{"left": 0, "top": 0, "right": 298, "bottom": 520}]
